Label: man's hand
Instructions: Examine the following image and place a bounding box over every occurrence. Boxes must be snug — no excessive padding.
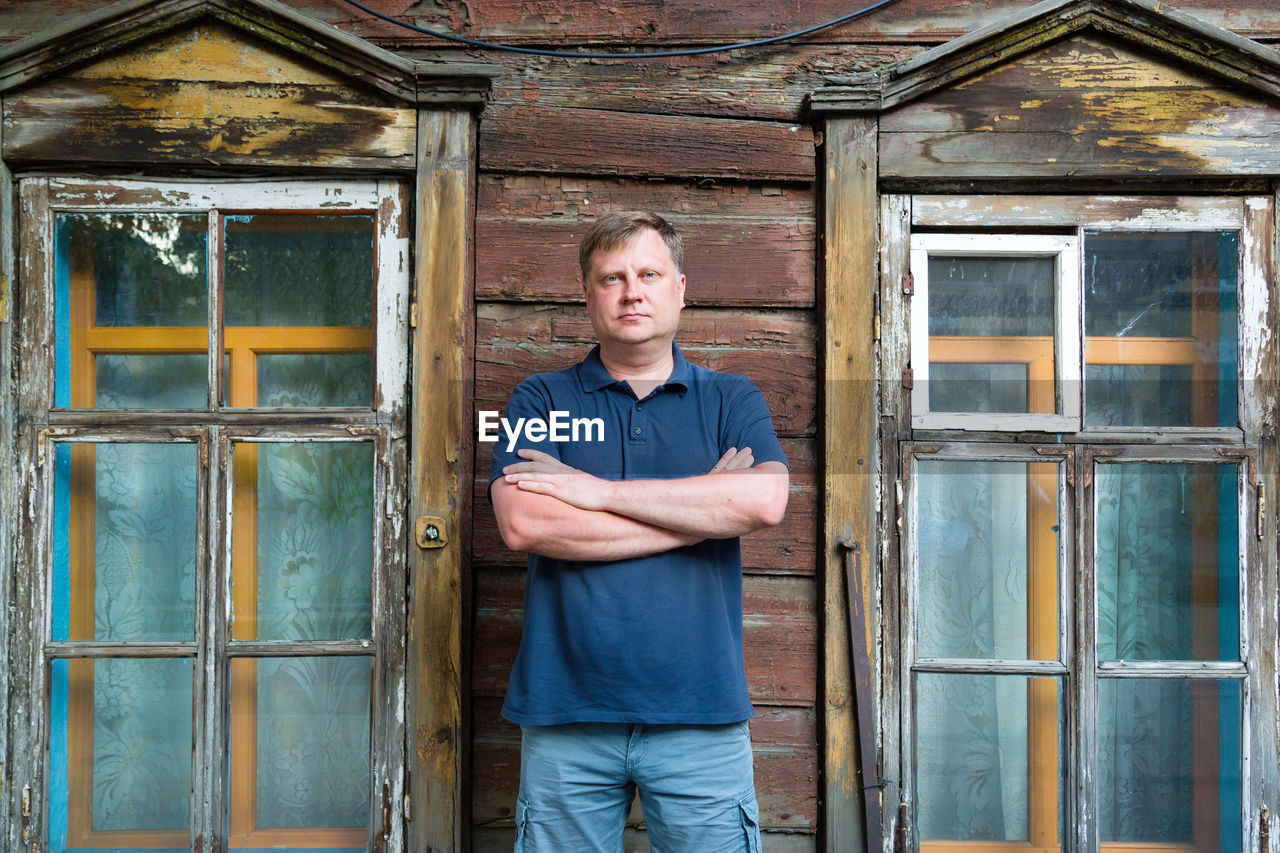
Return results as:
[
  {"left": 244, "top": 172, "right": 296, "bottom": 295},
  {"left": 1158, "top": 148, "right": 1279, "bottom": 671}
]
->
[
  {"left": 709, "top": 447, "right": 754, "bottom": 473},
  {"left": 502, "top": 449, "right": 613, "bottom": 511}
]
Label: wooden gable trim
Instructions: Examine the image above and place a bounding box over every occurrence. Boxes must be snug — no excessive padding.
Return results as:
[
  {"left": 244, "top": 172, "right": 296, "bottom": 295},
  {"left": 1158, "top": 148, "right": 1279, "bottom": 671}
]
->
[
  {"left": 0, "top": 1, "right": 493, "bottom": 170},
  {"left": 809, "top": 0, "right": 1280, "bottom": 115},
  {"left": 0, "top": 0, "right": 494, "bottom": 107}
]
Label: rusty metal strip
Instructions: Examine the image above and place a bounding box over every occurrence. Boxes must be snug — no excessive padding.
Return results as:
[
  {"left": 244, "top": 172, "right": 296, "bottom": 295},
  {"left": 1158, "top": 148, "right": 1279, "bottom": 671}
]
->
[{"left": 839, "top": 536, "right": 883, "bottom": 853}]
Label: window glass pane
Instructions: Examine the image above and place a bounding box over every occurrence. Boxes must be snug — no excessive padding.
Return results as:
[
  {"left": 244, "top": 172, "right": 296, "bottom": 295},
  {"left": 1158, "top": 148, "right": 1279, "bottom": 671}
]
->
[
  {"left": 928, "top": 255, "right": 1056, "bottom": 416},
  {"left": 48, "top": 658, "right": 192, "bottom": 851},
  {"left": 232, "top": 442, "right": 374, "bottom": 642},
  {"left": 224, "top": 214, "right": 373, "bottom": 327},
  {"left": 257, "top": 353, "right": 372, "bottom": 408},
  {"left": 51, "top": 443, "right": 198, "bottom": 642},
  {"left": 1085, "top": 363, "right": 1191, "bottom": 426},
  {"left": 1084, "top": 232, "right": 1238, "bottom": 427},
  {"left": 1096, "top": 462, "right": 1240, "bottom": 662},
  {"left": 917, "top": 460, "right": 1059, "bottom": 661},
  {"left": 1098, "top": 678, "right": 1242, "bottom": 852},
  {"left": 929, "top": 256, "right": 1055, "bottom": 337},
  {"left": 229, "top": 657, "right": 370, "bottom": 848},
  {"left": 929, "top": 363, "right": 1028, "bottom": 414},
  {"left": 915, "top": 673, "right": 1062, "bottom": 844},
  {"left": 55, "top": 213, "right": 208, "bottom": 409},
  {"left": 97, "top": 354, "right": 207, "bottom": 409}
]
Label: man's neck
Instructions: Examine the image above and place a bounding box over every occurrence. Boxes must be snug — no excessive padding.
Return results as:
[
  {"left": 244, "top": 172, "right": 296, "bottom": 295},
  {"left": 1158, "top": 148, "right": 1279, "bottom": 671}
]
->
[{"left": 599, "top": 341, "right": 675, "bottom": 399}]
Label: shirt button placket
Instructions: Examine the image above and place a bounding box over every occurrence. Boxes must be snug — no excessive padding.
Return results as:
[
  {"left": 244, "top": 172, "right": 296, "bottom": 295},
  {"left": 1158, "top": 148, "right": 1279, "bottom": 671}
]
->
[{"left": 629, "top": 402, "right": 646, "bottom": 442}]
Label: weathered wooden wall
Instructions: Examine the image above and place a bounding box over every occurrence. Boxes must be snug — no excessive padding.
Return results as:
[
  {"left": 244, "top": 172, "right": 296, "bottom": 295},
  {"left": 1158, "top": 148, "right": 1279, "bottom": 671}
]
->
[{"left": 5, "top": 1, "right": 1280, "bottom": 852}]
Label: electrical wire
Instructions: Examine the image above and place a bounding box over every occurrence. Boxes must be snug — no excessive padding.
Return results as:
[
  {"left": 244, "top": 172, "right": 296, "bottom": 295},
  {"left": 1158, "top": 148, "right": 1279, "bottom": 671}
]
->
[{"left": 338, "top": 0, "right": 903, "bottom": 59}]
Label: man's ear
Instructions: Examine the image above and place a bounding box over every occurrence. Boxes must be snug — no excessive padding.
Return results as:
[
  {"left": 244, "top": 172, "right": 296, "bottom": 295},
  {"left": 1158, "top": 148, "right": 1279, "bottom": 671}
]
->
[{"left": 677, "top": 272, "right": 687, "bottom": 309}]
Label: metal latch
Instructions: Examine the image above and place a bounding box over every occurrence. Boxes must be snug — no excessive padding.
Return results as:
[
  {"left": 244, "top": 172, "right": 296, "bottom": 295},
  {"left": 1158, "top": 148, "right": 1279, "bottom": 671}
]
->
[{"left": 415, "top": 516, "right": 448, "bottom": 549}]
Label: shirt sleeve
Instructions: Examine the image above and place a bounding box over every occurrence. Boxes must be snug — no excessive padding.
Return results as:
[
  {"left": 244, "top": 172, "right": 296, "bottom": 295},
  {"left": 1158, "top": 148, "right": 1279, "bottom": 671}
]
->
[
  {"left": 723, "top": 377, "right": 788, "bottom": 469},
  {"left": 486, "top": 376, "right": 564, "bottom": 489}
]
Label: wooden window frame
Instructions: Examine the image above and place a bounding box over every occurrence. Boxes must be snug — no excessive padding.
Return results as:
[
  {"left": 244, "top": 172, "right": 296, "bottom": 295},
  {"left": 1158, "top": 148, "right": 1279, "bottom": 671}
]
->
[
  {"left": 902, "top": 442, "right": 1072, "bottom": 853},
  {"left": 16, "top": 176, "right": 411, "bottom": 851},
  {"left": 881, "top": 194, "right": 1277, "bottom": 853}
]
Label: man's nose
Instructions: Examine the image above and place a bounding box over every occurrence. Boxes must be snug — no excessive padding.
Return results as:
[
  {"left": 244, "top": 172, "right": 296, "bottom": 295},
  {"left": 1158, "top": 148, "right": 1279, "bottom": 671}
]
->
[{"left": 621, "top": 273, "right": 643, "bottom": 300}]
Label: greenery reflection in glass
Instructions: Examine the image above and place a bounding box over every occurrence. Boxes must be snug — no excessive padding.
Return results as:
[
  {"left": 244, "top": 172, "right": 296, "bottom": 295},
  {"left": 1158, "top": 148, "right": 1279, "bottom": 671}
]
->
[
  {"left": 54, "top": 213, "right": 208, "bottom": 409},
  {"left": 928, "top": 255, "right": 1056, "bottom": 415},
  {"left": 1084, "top": 231, "right": 1238, "bottom": 427},
  {"left": 224, "top": 214, "right": 373, "bottom": 327}
]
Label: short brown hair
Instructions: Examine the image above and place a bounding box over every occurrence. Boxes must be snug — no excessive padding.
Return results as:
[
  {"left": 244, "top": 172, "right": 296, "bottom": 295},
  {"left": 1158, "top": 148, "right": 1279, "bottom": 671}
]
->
[{"left": 578, "top": 211, "right": 684, "bottom": 282}]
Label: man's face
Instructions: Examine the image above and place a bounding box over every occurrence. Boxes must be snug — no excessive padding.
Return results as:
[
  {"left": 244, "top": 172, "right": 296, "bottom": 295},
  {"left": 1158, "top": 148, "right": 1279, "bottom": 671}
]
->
[{"left": 582, "top": 227, "right": 686, "bottom": 353}]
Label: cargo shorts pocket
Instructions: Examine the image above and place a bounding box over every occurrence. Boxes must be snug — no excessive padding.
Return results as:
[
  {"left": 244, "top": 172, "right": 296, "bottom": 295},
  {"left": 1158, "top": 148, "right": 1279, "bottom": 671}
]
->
[
  {"left": 736, "top": 792, "right": 762, "bottom": 853},
  {"left": 513, "top": 796, "right": 531, "bottom": 853}
]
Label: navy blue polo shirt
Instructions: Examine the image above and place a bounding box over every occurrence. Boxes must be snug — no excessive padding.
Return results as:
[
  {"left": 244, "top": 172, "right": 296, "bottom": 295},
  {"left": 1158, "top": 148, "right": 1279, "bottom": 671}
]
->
[{"left": 488, "top": 344, "right": 787, "bottom": 725}]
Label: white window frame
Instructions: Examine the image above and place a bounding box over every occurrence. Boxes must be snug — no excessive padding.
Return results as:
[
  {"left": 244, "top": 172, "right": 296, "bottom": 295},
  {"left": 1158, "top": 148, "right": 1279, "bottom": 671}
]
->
[
  {"left": 908, "top": 195, "right": 1268, "bottom": 438},
  {"left": 910, "top": 233, "right": 1080, "bottom": 431}
]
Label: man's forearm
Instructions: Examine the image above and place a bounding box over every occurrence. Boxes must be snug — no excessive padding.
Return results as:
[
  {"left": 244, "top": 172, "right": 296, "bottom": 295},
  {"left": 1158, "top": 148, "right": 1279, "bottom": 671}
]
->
[
  {"left": 492, "top": 480, "right": 701, "bottom": 561},
  {"left": 594, "top": 462, "right": 789, "bottom": 538}
]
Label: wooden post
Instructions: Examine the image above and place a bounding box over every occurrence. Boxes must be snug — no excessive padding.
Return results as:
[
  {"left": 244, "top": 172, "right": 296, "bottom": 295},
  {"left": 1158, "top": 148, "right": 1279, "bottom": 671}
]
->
[
  {"left": 0, "top": 116, "right": 12, "bottom": 850},
  {"left": 821, "top": 113, "right": 880, "bottom": 853},
  {"left": 408, "top": 108, "right": 476, "bottom": 853}
]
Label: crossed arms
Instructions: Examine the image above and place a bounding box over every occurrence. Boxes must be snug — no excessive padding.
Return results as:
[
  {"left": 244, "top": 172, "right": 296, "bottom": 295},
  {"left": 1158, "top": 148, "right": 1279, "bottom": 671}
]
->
[{"left": 491, "top": 447, "right": 789, "bottom": 561}]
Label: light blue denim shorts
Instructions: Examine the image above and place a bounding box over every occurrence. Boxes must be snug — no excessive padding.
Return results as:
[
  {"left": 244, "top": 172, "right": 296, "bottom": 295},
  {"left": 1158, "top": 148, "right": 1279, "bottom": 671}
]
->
[{"left": 515, "top": 720, "right": 761, "bottom": 853}]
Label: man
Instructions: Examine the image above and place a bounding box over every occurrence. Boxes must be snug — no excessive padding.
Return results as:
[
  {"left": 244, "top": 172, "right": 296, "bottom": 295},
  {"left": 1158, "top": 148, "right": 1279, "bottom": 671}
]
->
[{"left": 489, "top": 211, "right": 789, "bottom": 852}]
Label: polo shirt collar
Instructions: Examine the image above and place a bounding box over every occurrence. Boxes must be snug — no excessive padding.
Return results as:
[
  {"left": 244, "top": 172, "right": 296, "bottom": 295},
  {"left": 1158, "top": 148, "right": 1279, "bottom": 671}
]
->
[{"left": 578, "top": 343, "right": 691, "bottom": 393}]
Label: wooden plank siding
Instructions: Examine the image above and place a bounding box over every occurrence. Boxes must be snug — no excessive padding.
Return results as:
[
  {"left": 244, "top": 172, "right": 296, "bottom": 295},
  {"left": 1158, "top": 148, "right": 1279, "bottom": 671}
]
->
[
  {"left": 476, "top": 177, "right": 816, "bottom": 305},
  {"left": 479, "top": 104, "right": 816, "bottom": 181},
  {"left": 8, "top": 0, "right": 1280, "bottom": 46}
]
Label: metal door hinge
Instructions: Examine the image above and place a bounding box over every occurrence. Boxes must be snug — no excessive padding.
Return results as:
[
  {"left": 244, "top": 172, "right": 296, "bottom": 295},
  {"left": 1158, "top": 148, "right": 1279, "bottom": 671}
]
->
[
  {"left": 0, "top": 273, "right": 10, "bottom": 323},
  {"left": 404, "top": 791, "right": 412, "bottom": 822},
  {"left": 895, "top": 479, "right": 904, "bottom": 535},
  {"left": 409, "top": 302, "right": 419, "bottom": 328},
  {"left": 21, "top": 784, "right": 31, "bottom": 843},
  {"left": 1257, "top": 484, "right": 1266, "bottom": 540}
]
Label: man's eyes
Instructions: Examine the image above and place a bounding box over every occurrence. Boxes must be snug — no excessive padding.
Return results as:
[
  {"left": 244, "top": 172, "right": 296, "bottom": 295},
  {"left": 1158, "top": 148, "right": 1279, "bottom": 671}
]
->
[{"left": 601, "top": 271, "right": 661, "bottom": 283}]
